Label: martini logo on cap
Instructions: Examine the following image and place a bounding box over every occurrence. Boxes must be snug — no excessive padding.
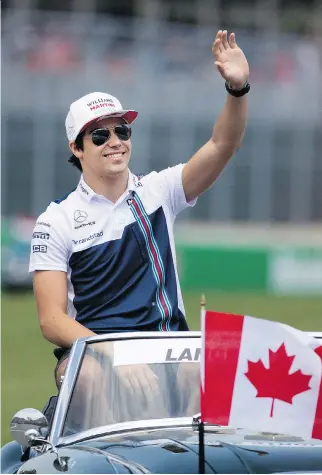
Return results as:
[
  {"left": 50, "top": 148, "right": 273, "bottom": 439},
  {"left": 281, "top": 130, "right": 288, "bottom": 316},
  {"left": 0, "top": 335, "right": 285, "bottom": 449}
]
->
[{"left": 87, "top": 98, "right": 116, "bottom": 111}]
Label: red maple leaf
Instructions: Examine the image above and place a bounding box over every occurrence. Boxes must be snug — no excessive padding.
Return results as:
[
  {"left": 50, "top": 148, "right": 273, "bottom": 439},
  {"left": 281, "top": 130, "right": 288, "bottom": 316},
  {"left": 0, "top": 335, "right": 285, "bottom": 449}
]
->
[{"left": 245, "top": 343, "right": 312, "bottom": 417}]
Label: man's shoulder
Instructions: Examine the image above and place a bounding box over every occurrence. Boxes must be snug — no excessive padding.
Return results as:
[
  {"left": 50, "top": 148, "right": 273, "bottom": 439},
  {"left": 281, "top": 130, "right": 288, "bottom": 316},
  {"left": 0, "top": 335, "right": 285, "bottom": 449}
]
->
[
  {"left": 53, "top": 187, "right": 77, "bottom": 205},
  {"left": 34, "top": 208, "right": 67, "bottom": 236},
  {"left": 35, "top": 188, "right": 78, "bottom": 229}
]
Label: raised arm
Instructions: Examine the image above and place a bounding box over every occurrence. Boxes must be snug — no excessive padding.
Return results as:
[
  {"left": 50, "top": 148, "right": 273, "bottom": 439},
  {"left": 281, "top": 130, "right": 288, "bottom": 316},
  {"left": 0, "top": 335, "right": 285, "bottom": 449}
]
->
[
  {"left": 34, "top": 270, "right": 95, "bottom": 348},
  {"left": 182, "top": 30, "right": 250, "bottom": 202}
]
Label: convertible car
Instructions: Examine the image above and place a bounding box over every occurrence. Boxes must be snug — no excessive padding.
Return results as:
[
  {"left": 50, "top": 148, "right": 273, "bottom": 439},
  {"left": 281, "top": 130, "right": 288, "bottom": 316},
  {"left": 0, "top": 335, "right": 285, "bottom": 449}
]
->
[{"left": 2, "top": 331, "right": 322, "bottom": 474}]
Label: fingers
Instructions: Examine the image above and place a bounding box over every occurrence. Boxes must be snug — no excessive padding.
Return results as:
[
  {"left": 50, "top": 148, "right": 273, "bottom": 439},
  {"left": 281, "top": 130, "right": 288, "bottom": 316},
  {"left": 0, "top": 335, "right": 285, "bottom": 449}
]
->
[
  {"left": 131, "top": 368, "right": 159, "bottom": 404},
  {"left": 212, "top": 30, "right": 237, "bottom": 55},
  {"left": 145, "top": 370, "right": 159, "bottom": 394},
  {"left": 120, "top": 372, "right": 136, "bottom": 391},
  {"left": 222, "top": 30, "right": 229, "bottom": 49},
  {"left": 212, "top": 34, "right": 223, "bottom": 56},
  {"left": 137, "top": 366, "right": 159, "bottom": 394},
  {"left": 130, "top": 374, "right": 145, "bottom": 394},
  {"left": 229, "top": 32, "right": 238, "bottom": 49},
  {"left": 117, "top": 364, "right": 159, "bottom": 400}
]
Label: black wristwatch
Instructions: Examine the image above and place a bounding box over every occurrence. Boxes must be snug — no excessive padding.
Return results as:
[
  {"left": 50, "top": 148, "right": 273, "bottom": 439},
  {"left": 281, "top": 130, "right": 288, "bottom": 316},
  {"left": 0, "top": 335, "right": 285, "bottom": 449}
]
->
[{"left": 225, "top": 80, "right": 250, "bottom": 97}]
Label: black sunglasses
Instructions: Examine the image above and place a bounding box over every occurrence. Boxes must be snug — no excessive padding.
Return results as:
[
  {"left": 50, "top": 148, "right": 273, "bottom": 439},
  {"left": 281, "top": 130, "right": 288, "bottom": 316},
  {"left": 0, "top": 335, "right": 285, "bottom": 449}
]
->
[{"left": 88, "top": 124, "right": 132, "bottom": 146}]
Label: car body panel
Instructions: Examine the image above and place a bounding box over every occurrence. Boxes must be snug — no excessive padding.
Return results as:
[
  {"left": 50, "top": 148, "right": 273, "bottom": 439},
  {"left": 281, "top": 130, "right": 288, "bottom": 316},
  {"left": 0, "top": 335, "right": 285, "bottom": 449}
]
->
[
  {"left": 10, "top": 427, "right": 322, "bottom": 474},
  {"left": 87, "top": 427, "right": 322, "bottom": 474}
]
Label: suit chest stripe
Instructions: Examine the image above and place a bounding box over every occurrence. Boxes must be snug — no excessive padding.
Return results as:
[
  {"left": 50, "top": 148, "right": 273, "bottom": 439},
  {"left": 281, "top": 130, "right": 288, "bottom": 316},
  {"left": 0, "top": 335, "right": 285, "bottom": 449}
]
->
[
  {"left": 133, "top": 195, "right": 173, "bottom": 331},
  {"left": 129, "top": 203, "right": 167, "bottom": 329},
  {"left": 129, "top": 196, "right": 172, "bottom": 331}
]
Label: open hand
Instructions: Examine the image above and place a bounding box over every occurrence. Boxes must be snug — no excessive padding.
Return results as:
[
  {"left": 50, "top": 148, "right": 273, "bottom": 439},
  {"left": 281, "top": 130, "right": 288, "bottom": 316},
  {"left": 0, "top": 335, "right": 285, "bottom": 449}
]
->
[
  {"left": 115, "top": 364, "right": 159, "bottom": 402},
  {"left": 212, "top": 30, "right": 249, "bottom": 89}
]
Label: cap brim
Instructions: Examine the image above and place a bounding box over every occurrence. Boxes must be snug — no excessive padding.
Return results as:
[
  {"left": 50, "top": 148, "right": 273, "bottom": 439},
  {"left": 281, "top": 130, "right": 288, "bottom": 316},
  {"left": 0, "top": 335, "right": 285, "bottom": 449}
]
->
[
  {"left": 94, "top": 110, "right": 138, "bottom": 124},
  {"left": 78, "top": 110, "right": 138, "bottom": 136},
  {"left": 119, "top": 110, "right": 138, "bottom": 124}
]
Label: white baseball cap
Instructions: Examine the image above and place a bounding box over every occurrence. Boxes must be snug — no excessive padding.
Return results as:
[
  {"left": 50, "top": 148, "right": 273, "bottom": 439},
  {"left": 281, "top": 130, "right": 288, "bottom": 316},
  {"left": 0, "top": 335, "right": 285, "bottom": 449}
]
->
[{"left": 65, "top": 92, "right": 138, "bottom": 141}]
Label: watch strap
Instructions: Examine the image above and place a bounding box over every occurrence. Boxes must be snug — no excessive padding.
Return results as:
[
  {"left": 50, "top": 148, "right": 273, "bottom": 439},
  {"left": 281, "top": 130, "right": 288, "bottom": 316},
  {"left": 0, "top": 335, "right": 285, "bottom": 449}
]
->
[{"left": 225, "top": 80, "right": 250, "bottom": 97}]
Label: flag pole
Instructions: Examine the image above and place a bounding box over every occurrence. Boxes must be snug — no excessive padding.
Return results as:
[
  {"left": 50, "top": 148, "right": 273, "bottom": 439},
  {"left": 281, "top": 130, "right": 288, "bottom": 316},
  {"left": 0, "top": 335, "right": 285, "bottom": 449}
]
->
[
  {"left": 198, "top": 417, "right": 205, "bottom": 474},
  {"left": 199, "top": 293, "right": 206, "bottom": 473}
]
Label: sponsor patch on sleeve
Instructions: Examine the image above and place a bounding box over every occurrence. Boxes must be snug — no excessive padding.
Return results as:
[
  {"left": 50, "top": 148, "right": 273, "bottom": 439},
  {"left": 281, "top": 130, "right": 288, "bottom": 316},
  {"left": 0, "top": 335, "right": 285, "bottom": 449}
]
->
[
  {"left": 33, "top": 232, "right": 50, "bottom": 240},
  {"left": 32, "top": 244, "right": 47, "bottom": 253}
]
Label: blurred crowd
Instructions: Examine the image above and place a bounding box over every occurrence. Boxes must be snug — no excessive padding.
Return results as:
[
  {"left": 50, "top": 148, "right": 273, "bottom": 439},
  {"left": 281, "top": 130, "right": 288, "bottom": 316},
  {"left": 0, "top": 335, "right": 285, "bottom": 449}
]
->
[{"left": 2, "top": 9, "right": 321, "bottom": 85}]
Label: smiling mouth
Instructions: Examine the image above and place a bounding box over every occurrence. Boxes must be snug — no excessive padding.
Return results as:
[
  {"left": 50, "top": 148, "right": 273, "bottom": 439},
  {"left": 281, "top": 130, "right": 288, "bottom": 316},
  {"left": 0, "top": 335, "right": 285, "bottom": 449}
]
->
[{"left": 103, "top": 152, "right": 125, "bottom": 159}]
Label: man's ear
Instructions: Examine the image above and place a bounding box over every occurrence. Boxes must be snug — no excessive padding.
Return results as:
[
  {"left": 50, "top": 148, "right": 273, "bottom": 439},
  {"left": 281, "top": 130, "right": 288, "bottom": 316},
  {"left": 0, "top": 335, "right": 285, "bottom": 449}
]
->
[{"left": 69, "top": 141, "right": 83, "bottom": 159}]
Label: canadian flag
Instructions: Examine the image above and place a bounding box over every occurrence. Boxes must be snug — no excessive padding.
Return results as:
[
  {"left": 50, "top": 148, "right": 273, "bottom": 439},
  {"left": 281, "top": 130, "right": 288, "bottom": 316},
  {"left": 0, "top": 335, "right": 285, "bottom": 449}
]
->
[{"left": 200, "top": 311, "right": 322, "bottom": 440}]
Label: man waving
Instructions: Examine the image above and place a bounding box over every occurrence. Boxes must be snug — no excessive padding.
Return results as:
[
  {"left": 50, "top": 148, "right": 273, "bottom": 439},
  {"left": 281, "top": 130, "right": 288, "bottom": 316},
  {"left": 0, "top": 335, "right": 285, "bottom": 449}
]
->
[{"left": 29, "top": 30, "right": 250, "bottom": 400}]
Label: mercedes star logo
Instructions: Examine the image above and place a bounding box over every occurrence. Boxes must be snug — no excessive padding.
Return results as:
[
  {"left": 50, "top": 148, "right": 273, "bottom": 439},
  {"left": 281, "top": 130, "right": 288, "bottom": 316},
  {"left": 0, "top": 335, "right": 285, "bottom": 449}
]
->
[{"left": 74, "top": 210, "right": 88, "bottom": 223}]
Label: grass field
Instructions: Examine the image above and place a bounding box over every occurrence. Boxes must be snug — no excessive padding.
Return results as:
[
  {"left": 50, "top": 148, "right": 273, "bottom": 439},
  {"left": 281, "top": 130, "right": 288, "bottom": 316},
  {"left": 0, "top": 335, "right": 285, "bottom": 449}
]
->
[{"left": 1, "top": 290, "right": 322, "bottom": 445}]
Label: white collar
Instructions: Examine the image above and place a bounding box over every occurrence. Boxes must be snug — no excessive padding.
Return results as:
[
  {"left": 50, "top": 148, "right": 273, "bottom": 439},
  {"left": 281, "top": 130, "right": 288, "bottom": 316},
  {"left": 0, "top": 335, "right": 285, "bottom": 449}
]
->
[{"left": 77, "top": 171, "right": 137, "bottom": 203}]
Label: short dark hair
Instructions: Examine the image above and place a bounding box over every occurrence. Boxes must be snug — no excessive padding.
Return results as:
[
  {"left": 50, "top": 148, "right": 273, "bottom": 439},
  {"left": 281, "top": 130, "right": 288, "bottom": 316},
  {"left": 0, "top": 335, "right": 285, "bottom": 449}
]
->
[{"left": 68, "top": 131, "right": 85, "bottom": 172}]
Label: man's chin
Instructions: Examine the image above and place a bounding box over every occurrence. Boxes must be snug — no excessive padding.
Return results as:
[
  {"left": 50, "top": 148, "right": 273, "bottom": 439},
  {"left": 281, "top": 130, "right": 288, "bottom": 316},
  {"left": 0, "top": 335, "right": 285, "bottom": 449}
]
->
[{"left": 104, "top": 164, "right": 128, "bottom": 177}]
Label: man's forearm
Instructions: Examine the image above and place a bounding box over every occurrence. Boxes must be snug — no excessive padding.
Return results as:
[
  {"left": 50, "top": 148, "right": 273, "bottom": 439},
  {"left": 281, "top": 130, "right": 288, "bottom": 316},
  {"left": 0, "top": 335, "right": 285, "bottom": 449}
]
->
[
  {"left": 211, "top": 94, "right": 248, "bottom": 156},
  {"left": 40, "top": 310, "right": 96, "bottom": 348},
  {"left": 182, "top": 92, "right": 248, "bottom": 201}
]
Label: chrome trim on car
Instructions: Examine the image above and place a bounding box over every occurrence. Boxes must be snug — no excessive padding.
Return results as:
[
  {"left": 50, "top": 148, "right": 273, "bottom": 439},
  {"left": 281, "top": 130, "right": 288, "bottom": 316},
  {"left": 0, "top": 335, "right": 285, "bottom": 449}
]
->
[
  {"left": 50, "top": 340, "right": 87, "bottom": 447},
  {"left": 81, "top": 331, "right": 201, "bottom": 343},
  {"left": 56, "top": 417, "right": 195, "bottom": 446},
  {"left": 78, "top": 330, "right": 322, "bottom": 343}
]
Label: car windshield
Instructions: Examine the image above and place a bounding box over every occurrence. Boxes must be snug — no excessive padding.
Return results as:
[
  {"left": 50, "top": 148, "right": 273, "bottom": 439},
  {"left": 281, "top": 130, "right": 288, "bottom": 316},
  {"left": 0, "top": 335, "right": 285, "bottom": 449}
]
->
[{"left": 62, "top": 336, "right": 200, "bottom": 436}]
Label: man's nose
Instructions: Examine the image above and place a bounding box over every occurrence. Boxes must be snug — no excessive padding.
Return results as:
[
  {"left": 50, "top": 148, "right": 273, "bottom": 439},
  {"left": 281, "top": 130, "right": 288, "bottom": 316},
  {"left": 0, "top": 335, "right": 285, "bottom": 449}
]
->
[{"left": 107, "top": 131, "right": 122, "bottom": 147}]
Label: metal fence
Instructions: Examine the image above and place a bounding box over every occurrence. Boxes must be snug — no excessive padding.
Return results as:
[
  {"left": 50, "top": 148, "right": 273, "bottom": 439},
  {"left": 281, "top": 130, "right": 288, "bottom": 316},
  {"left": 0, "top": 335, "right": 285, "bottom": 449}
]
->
[{"left": 2, "top": 8, "right": 322, "bottom": 222}]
